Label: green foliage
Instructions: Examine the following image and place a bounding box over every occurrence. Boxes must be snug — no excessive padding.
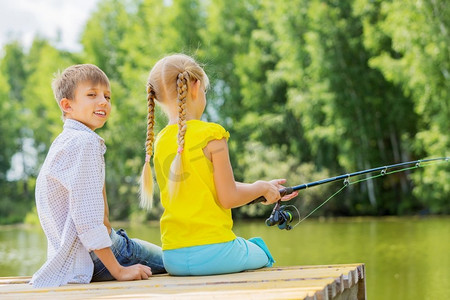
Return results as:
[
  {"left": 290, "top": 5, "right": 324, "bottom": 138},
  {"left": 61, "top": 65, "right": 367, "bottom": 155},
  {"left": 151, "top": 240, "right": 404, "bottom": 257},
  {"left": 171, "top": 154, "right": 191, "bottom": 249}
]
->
[
  {"left": 1, "top": 41, "right": 27, "bottom": 103},
  {"left": 0, "top": 179, "right": 36, "bottom": 225},
  {"left": 0, "top": 62, "right": 18, "bottom": 181},
  {"left": 0, "top": 41, "right": 36, "bottom": 224},
  {"left": 164, "top": 0, "right": 204, "bottom": 53},
  {"left": 23, "top": 39, "right": 76, "bottom": 166},
  {"left": 236, "top": 141, "right": 334, "bottom": 218},
  {"left": 0, "top": 0, "right": 448, "bottom": 224},
  {"left": 356, "top": 0, "right": 450, "bottom": 211},
  {"left": 24, "top": 206, "right": 40, "bottom": 226}
]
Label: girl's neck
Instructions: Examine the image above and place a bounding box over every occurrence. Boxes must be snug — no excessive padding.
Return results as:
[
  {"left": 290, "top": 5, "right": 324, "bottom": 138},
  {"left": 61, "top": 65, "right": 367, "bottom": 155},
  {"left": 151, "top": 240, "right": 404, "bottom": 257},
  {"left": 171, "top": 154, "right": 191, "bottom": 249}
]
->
[
  {"left": 168, "top": 114, "right": 201, "bottom": 125},
  {"left": 167, "top": 103, "right": 203, "bottom": 125},
  {"left": 166, "top": 92, "right": 205, "bottom": 124}
]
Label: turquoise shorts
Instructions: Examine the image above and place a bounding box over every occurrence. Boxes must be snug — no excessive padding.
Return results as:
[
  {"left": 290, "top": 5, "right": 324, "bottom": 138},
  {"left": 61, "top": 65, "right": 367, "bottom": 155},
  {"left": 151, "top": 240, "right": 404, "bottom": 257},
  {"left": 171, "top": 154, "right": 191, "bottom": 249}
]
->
[{"left": 163, "top": 237, "right": 274, "bottom": 276}]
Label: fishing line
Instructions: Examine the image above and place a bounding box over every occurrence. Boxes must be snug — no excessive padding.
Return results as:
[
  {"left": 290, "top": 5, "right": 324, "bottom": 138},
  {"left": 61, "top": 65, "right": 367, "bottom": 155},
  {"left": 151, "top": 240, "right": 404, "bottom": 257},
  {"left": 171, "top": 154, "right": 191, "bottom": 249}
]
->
[
  {"left": 292, "top": 184, "right": 347, "bottom": 228},
  {"left": 284, "top": 204, "right": 302, "bottom": 229}
]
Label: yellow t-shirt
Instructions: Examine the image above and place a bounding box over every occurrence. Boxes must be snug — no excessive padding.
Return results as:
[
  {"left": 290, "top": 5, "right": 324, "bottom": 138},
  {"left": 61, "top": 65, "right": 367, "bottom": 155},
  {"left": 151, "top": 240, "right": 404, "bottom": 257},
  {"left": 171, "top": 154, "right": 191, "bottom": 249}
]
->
[{"left": 154, "top": 120, "right": 237, "bottom": 250}]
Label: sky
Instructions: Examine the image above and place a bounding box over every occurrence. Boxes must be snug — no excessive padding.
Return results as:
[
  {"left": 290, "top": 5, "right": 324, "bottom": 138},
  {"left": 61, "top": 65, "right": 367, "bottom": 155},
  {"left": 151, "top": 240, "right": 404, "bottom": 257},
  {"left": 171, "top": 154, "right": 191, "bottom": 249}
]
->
[{"left": 0, "top": 0, "right": 100, "bottom": 52}]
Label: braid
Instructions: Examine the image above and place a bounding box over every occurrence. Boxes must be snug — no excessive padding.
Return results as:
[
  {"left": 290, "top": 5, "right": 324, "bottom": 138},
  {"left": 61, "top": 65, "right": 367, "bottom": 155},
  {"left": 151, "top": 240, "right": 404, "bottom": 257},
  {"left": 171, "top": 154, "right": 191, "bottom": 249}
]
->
[
  {"left": 176, "top": 71, "right": 189, "bottom": 153},
  {"left": 144, "top": 54, "right": 209, "bottom": 201},
  {"left": 139, "top": 84, "right": 156, "bottom": 210},
  {"left": 167, "top": 71, "right": 190, "bottom": 195},
  {"left": 145, "top": 85, "right": 156, "bottom": 157}
]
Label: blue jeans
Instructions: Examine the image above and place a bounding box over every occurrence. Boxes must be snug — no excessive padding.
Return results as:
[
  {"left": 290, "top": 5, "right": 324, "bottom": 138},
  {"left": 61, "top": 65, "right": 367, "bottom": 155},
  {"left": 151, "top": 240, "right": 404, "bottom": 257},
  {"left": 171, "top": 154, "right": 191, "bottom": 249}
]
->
[
  {"left": 163, "top": 237, "right": 274, "bottom": 276},
  {"left": 90, "top": 228, "right": 166, "bottom": 281}
]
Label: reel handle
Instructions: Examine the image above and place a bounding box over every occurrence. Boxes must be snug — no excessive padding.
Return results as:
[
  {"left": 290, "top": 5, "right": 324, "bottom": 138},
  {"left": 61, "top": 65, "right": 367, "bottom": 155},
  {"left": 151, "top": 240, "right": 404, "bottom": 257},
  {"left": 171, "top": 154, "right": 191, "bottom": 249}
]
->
[{"left": 248, "top": 187, "right": 294, "bottom": 205}]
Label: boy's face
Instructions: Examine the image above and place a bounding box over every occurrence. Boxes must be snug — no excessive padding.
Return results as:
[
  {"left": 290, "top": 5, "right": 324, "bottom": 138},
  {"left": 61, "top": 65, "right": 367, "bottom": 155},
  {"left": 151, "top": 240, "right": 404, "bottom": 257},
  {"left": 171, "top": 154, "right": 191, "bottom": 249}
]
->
[{"left": 61, "top": 81, "right": 111, "bottom": 131}]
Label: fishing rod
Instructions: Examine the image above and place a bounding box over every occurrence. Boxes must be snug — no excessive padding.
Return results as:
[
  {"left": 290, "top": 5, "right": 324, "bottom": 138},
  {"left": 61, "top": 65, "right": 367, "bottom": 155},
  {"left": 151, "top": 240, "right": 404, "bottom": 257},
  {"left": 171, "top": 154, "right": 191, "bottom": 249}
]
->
[{"left": 250, "top": 157, "right": 449, "bottom": 230}]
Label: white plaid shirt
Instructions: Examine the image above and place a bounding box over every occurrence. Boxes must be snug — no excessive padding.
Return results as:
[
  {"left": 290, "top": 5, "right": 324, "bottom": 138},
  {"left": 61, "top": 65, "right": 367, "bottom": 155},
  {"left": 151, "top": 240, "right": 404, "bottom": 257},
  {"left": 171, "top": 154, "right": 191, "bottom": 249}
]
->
[{"left": 31, "top": 119, "right": 112, "bottom": 288}]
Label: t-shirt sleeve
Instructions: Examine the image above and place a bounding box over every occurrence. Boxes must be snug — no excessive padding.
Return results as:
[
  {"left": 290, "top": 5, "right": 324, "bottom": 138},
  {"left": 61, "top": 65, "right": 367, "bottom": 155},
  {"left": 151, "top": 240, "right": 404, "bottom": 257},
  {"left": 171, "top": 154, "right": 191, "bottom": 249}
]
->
[{"left": 196, "top": 123, "right": 230, "bottom": 150}]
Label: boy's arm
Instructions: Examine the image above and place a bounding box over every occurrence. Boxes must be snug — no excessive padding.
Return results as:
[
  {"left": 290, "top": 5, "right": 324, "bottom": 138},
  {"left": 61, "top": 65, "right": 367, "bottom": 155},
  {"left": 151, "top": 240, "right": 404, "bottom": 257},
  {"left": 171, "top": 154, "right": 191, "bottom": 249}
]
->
[
  {"left": 68, "top": 140, "right": 112, "bottom": 250},
  {"left": 97, "top": 186, "right": 152, "bottom": 280},
  {"left": 93, "top": 247, "right": 152, "bottom": 280},
  {"left": 66, "top": 139, "right": 151, "bottom": 281},
  {"left": 102, "top": 185, "right": 112, "bottom": 233}
]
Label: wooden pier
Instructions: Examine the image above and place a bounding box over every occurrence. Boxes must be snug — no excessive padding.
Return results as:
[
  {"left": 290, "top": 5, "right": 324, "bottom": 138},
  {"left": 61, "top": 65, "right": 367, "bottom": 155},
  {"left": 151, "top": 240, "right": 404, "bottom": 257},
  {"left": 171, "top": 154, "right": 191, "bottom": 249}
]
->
[{"left": 0, "top": 263, "right": 366, "bottom": 299}]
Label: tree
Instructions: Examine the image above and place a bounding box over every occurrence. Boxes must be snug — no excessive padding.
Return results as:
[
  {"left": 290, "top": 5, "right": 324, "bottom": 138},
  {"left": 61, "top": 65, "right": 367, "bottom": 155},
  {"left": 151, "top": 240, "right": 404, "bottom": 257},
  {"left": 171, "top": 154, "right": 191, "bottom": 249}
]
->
[
  {"left": 0, "top": 42, "right": 32, "bottom": 223},
  {"left": 356, "top": 0, "right": 450, "bottom": 213},
  {"left": 164, "top": 0, "right": 204, "bottom": 54},
  {"left": 0, "top": 42, "right": 32, "bottom": 195},
  {"left": 23, "top": 38, "right": 76, "bottom": 167},
  {"left": 0, "top": 54, "right": 18, "bottom": 182}
]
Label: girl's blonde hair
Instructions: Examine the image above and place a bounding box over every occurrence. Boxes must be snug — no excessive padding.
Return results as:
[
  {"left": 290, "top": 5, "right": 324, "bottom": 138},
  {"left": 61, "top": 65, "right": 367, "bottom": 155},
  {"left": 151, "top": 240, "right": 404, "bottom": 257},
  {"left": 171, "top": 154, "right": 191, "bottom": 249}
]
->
[{"left": 140, "top": 54, "right": 209, "bottom": 210}]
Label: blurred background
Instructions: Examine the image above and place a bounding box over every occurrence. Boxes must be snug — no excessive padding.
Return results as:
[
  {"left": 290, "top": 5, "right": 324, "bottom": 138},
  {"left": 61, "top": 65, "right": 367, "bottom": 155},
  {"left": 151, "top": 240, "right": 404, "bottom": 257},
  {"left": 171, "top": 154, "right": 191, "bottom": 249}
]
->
[
  {"left": 0, "top": 0, "right": 448, "bottom": 223},
  {"left": 0, "top": 0, "right": 449, "bottom": 298}
]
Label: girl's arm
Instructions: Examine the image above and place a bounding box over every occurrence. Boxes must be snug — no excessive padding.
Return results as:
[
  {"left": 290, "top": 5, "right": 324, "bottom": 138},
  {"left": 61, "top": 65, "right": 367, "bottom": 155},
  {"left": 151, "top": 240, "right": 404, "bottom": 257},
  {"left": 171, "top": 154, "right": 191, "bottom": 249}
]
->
[{"left": 206, "top": 138, "right": 297, "bottom": 209}]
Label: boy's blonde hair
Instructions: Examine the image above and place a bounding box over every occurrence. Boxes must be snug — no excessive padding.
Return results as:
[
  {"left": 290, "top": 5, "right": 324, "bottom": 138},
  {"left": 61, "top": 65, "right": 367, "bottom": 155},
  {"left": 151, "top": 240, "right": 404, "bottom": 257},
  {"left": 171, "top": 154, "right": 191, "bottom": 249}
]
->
[
  {"left": 52, "top": 64, "right": 110, "bottom": 119},
  {"left": 140, "top": 54, "right": 209, "bottom": 210}
]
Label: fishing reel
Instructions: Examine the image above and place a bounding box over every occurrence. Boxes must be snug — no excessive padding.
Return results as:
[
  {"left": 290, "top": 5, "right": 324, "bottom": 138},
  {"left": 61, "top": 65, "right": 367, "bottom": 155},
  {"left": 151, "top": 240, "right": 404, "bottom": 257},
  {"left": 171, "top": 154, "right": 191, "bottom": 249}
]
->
[{"left": 265, "top": 201, "right": 294, "bottom": 230}]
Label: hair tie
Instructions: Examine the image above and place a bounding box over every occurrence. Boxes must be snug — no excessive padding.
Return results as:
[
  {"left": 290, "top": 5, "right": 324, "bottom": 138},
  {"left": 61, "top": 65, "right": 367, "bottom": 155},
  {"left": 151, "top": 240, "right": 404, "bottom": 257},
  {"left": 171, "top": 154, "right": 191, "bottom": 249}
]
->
[
  {"left": 145, "top": 154, "right": 150, "bottom": 162},
  {"left": 177, "top": 147, "right": 184, "bottom": 154}
]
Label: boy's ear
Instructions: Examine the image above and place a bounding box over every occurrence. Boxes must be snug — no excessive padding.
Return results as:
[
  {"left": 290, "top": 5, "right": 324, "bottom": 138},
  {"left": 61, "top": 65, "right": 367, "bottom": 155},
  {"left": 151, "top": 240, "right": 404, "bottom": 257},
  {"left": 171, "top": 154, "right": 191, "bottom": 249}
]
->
[
  {"left": 60, "top": 98, "right": 73, "bottom": 113},
  {"left": 190, "top": 80, "right": 200, "bottom": 100}
]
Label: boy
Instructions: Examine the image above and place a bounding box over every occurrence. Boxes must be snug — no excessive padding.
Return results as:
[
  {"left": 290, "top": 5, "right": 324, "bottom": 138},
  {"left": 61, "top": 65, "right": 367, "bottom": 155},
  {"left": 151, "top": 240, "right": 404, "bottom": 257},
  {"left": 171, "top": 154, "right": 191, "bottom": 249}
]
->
[{"left": 31, "top": 64, "right": 165, "bottom": 288}]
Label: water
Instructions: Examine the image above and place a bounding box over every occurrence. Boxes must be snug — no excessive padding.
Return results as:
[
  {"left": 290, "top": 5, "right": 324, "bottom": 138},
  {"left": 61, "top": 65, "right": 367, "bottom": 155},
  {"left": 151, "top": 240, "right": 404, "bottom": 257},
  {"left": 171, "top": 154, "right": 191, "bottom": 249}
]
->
[{"left": 1, "top": 216, "right": 449, "bottom": 300}]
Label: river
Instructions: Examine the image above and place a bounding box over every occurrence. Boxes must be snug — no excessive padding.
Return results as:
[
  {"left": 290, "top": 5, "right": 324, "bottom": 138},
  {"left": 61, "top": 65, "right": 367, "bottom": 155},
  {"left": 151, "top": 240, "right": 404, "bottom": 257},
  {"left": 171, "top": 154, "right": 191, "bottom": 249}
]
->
[{"left": 1, "top": 216, "right": 448, "bottom": 300}]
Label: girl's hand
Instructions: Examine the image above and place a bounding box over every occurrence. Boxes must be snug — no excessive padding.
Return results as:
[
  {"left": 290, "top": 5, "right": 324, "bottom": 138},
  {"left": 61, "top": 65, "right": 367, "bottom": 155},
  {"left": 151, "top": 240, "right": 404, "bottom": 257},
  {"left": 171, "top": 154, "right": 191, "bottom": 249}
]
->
[
  {"left": 255, "top": 180, "right": 279, "bottom": 205},
  {"left": 268, "top": 179, "right": 299, "bottom": 202}
]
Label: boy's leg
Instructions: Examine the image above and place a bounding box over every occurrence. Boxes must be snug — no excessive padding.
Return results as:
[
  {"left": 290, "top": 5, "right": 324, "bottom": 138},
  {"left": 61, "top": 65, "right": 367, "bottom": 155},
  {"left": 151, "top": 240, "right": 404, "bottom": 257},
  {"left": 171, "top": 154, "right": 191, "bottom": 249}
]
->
[
  {"left": 91, "top": 229, "right": 123, "bottom": 282},
  {"left": 91, "top": 229, "right": 165, "bottom": 282},
  {"left": 129, "top": 237, "right": 166, "bottom": 274}
]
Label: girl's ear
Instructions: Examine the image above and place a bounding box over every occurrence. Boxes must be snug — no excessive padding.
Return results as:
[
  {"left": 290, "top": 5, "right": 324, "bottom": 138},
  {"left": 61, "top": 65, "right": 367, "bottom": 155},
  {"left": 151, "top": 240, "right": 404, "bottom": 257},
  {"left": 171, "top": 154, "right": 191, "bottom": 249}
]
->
[
  {"left": 60, "top": 98, "right": 73, "bottom": 113},
  {"left": 190, "top": 79, "right": 200, "bottom": 100}
]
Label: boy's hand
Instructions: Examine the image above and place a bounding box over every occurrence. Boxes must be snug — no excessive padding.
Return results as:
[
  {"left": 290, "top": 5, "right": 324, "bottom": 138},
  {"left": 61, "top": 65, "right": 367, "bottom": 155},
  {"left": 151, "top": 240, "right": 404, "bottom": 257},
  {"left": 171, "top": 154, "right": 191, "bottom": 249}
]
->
[
  {"left": 94, "top": 247, "right": 153, "bottom": 281},
  {"left": 114, "top": 264, "right": 152, "bottom": 281}
]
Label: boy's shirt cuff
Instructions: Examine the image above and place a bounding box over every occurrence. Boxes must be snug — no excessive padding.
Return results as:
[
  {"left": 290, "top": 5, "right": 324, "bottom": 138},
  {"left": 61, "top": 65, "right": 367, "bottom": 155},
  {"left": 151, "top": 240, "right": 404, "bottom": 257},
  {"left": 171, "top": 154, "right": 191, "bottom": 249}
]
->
[{"left": 78, "top": 225, "right": 112, "bottom": 251}]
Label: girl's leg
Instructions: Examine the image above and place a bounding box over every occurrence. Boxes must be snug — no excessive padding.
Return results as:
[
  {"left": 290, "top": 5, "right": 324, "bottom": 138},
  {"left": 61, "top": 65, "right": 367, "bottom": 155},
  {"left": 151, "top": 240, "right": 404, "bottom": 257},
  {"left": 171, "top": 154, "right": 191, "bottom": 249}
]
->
[
  {"left": 163, "top": 237, "right": 274, "bottom": 276},
  {"left": 248, "top": 237, "right": 275, "bottom": 267}
]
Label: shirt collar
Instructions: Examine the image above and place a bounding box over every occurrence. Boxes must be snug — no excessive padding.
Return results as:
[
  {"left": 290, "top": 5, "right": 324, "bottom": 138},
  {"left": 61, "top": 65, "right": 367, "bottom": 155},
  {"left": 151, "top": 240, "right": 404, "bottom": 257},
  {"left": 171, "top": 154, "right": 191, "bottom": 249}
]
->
[{"left": 63, "top": 119, "right": 106, "bottom": 144}]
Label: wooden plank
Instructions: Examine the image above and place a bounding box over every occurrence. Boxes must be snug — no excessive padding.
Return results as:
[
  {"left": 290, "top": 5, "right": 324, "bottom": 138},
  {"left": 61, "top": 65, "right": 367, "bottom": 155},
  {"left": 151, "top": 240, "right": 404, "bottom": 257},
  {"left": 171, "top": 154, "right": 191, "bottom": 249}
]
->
[
  {"left": 3, "top": 266, "right": 358, "bottom": 290},
  {"left": 0, "top": 264, "right": 365, "bottom": 300},
  {"left": 0, "top": 277, "right": 31, "bottom": 285},
  {"left": 0, "top": 277, "right": 335, "bottom": 294},
  {"left": 1, "top": 287, "right": 318, "bottom": 300},
  {"left": 357, "top": 264, "right": 367, "bottom": 300}
]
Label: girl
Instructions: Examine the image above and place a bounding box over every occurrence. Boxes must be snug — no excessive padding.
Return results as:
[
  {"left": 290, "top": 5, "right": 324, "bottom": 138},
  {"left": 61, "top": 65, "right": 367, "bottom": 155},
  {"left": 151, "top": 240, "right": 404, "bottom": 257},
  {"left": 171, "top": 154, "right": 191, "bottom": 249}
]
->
[{"left": 140, "top": 54, "right": 298, "bottom": 276}]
